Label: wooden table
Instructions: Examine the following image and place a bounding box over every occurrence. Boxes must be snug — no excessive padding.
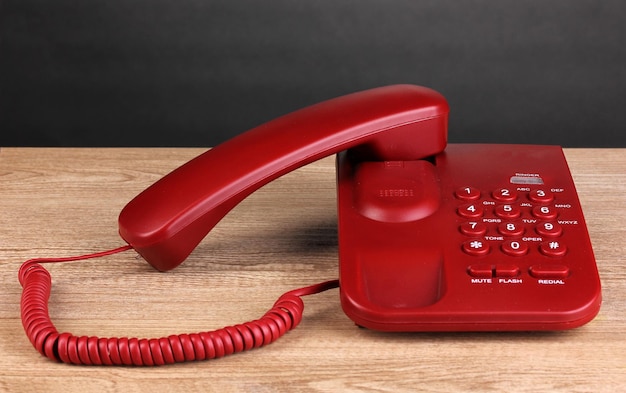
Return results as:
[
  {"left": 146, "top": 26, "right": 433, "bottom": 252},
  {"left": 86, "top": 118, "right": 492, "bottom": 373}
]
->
[{"left": 1, "top": 148, "right": 624, "bottom": 392}]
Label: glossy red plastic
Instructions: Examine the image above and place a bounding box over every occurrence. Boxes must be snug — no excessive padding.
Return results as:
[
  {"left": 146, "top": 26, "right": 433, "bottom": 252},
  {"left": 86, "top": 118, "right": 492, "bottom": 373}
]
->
[
  {"left": 118, "top": 84, "right": 600, "bottom": 332},
  {"left": 119, "top": 85, "right": 448, "bottom": 271},
  {"left": 338, "top": 144, "right": 601, "bottom": 331},
  {"left": 19, "top": 258, "right": 340, "bottom": 365}
]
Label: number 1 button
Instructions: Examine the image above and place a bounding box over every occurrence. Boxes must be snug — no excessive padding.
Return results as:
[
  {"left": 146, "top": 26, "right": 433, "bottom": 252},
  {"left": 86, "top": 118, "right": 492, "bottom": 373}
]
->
[{"left": 455, "top": 186, "right": 481, "bottom": 201}]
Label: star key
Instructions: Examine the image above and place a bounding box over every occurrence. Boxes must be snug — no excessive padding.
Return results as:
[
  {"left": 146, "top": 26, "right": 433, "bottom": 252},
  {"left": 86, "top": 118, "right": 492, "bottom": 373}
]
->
[{"left": 463, "top": 239, "right": 490, "bottom": 256}]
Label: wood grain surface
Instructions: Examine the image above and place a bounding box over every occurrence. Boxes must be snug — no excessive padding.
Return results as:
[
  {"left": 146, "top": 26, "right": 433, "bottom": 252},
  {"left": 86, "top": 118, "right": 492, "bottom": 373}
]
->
[{"left": 0, "top": 148, "right": 624, "bottom": 392}]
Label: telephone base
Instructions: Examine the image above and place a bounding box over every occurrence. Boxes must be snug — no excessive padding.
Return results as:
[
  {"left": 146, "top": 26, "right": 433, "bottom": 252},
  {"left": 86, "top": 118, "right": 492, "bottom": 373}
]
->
[{"left": 338, "top": 144, "right": 601, "bottom": 331}]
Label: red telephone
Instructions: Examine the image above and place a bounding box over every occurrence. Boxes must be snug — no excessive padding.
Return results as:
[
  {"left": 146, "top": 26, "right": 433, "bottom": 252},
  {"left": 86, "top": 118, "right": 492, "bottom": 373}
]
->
[{"left": 20, "top": 85, "right": 601, "bottom": 365}]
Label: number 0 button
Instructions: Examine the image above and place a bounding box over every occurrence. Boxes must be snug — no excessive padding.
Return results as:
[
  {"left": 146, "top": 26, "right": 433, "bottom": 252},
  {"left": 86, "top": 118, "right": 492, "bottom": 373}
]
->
[{"left": 502, "top": 240, "right": 529, "bottom": 256}]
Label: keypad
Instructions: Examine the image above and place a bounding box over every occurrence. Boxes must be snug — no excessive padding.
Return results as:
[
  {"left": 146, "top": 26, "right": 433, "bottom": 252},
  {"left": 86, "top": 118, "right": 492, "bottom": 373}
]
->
[{"left": 455, "top": 186, "right": 571, "bottom": 280}]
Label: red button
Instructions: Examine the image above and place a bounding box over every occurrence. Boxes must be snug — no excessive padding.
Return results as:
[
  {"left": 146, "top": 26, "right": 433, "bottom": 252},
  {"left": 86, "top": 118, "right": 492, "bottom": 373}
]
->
[
  {"left": 532, "top": 205, "right": 558, "bottom": 220},
  {"left": 455, "top": 186, "right": 481, "bottom": 201},
  {"left": 501, "top": 240, "right": 529, "bottom": 256},
  {"left": 536, "top": 221, "right": 563, "bottom": 237},
  {"left": 495, "top": 264, "right": 520, "bottom": 277},
  {"left": 468, "top": 264, "right": 493, "bottom": 278},
  {"left": 539, "top": 241, "right": 567, "bottom": 257},
  {"left": 462, "top": 240, "right": 490, "bottom": 256},
  {"left": 495, "top": 204, "right": 521, "bottom": 219},
  {"left": 492, "top": 188, "right": 518, "bottom": 202},
  {"left": 457, "top": 203, "right": 484, "bottom": 219},
  {"left": 459, "top": 222, "right": 487, "bottom": 236},
  {"left": 529, "top": 189, "right": 554, "bottom": 203},
  {"left": 498, "top": 222, "right": 525, "bottom": 237},
  {"left": 529, "top": 264, "right": 570, "bottom": 279}
]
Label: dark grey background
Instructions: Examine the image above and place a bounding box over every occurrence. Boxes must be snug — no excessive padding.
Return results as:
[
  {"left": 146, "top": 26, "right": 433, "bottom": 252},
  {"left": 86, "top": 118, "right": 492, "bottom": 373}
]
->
[{"left": 1, "top": 0, "right": 625, "bottom": 147}]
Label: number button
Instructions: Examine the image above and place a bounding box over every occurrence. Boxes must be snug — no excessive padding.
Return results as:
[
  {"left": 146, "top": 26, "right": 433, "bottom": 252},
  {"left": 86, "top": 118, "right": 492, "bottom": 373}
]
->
[
  {"left": 460, "top": 222, "right": 487, "bottom": 236},
  {"left": 457, "top": 203, "right": 484, "bottom": 219},
  {"left": 532, "top": 205, "right": 558, "bottom": 220},
  {"left": 492, "top": 188, "right": 518, "bottom": 202},
  {"left": 536, "top": 221, "right": 563, "bottom": 237},
  {"left": 501, "top": 240, "right": 529, "bottom": 256},
  {"left": 498, "top": 222, "right": 525, "bottom": 237},
  {"left": 455, "top": 186, "right": 481, "bottom": 201},
  {"left": 529, "top": 189, "right": 554, "bottom": 203},
  {"left": 495, "top": 204, "right": 521, "bottom": 219}
]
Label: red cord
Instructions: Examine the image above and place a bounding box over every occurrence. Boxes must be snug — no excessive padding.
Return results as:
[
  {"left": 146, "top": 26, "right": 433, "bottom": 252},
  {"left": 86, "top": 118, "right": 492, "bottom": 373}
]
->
[{"left": 18, "top": 246, "right": 339, "bottom": 366}]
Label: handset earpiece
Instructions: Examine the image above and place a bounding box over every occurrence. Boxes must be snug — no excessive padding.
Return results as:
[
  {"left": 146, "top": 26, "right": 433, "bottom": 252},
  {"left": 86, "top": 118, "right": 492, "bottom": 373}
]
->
[{"left": 118, "top": 84, "right": 449, "bottom": 271}]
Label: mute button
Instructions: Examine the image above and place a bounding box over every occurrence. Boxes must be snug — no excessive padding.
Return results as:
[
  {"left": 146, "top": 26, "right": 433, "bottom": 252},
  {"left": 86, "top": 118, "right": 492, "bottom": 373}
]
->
[{"left": 468, "top": 264, "right": 493, "bottom": 278}]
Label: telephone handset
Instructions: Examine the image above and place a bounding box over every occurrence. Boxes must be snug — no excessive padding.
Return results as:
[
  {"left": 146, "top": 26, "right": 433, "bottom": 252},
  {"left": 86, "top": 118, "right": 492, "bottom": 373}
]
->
[
  {"left": 118, "top": 84, "right": 448, "bottom": 272},
  {"left": 19, "top": 85, "right": 602, "bottom": 366}
]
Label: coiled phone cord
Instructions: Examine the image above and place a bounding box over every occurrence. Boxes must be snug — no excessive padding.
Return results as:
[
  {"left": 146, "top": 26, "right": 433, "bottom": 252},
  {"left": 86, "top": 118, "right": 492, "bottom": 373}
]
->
[{"left": 18, "top": 246, "right": 339, "bottom": 366}]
